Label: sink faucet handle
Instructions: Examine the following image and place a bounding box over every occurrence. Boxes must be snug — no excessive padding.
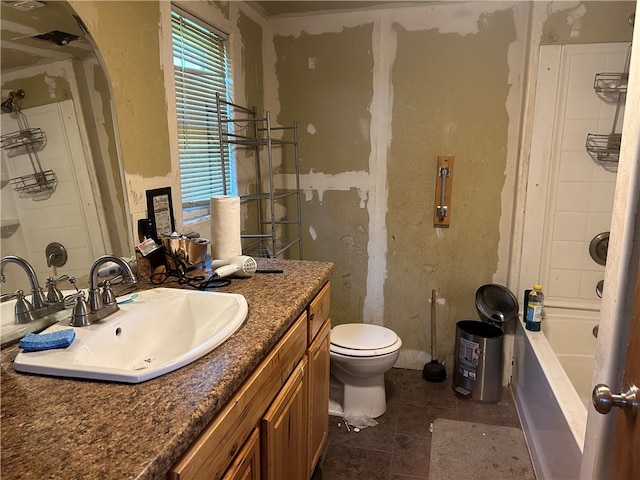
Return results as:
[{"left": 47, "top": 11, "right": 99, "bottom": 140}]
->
[
  {"left": 46, "top": 276, "right": 66, "bottom": 303},
  {"left": 67, "top": 277, "right": 80, "bottom": 293},
  {"left": 87, "top": 288, "right": 103, "bottom": 313},
  {"left": 30, "top": 286, "right": 48, "bottom": 310},
  {"left": 101, "top": 281, "right": 117, "bottom": 307},
  {"left": 13, "top": 290, "right": 34, "bottom": 325},
  {"left": 70, "top": 291, "right": 90, "bottom": 327}
]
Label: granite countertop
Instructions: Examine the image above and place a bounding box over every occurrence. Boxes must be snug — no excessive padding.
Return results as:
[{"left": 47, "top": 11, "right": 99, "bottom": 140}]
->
[{"left": 1, "top": 259, "right": 333, "bottom": 480}]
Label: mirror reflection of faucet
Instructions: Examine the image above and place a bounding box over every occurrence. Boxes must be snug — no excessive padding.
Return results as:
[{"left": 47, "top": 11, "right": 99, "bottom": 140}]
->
[{"left": 0, "top": 255, "right": 67, "bottom": 324}]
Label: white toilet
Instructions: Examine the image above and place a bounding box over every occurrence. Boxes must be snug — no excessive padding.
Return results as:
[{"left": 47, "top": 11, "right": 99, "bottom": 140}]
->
[{"left": 329, "top": 323, "right": 402, "bottom": 419}]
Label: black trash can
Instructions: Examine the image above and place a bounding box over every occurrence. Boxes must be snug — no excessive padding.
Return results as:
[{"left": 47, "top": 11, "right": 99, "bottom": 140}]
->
[{"left": 452, "top": 320, "right": 503, "bottom": 403}]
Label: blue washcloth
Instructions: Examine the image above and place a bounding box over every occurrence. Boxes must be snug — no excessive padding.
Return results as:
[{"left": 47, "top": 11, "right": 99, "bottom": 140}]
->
[{"left": 19, "top": 329, "right": 76, "bottom": 352}]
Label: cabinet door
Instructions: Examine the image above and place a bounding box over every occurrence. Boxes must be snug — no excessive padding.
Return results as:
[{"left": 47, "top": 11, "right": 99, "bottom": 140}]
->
[
  {"left": 222, "top": 428, "right": 260, "bottom": 480},
  {"left": 261, "top": 358, "right": 308, "bottom": 480},
  {"left": 307, "top": 319, "right": 330, "bottom": 478}
]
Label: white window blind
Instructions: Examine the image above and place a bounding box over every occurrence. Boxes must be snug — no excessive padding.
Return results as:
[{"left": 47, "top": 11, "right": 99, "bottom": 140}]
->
[{"left": 172, "top": 6, "right": 234, "bottom": 208}]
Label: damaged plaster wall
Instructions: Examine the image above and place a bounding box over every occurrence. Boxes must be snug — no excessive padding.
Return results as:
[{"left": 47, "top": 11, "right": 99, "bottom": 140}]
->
[
  {"left": 273, "top": 23, "right": 374, "bottom": 320},
  {"left": 1, "top": 62, "right": 73, "bottom": 107},
  {"left": 264, "top": 2, "right": 529, "bottom": 370},
  {"left": 539, "top": 1, "right": 635, "bottom": 44}
]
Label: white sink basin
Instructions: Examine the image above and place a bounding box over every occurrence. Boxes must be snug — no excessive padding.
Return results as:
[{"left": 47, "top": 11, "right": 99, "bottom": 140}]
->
[{"left": 13, "top": 288, "right": 248, "bottom": 383}]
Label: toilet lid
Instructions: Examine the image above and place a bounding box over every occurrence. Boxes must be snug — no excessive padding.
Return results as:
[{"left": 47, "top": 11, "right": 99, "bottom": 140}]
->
[{"left": 330, "top": 324, "right": 398, "bottom": 350}]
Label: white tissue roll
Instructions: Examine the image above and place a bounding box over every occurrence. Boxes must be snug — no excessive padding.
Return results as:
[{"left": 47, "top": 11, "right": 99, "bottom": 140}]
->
[{"left": 210, "top": 196, "right": 242, "bottom": 260}]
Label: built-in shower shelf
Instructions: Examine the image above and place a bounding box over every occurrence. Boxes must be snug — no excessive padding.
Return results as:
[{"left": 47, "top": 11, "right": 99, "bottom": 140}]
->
[
  {"left": 593, "top": 72, "right": 628, "bottom": 94},
  {"left": 585, "top": 133, "right": 620, "bottom": 171}
]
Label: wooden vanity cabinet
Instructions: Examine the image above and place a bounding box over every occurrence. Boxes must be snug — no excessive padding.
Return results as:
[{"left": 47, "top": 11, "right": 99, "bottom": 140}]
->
[
  {"left": 306, "top": 282, "right": 331, "bottom": 478},
  {"left": 168, "top": 314, "right": 307, "bottom": 480},
  {"left": 168, "top": 282, "right": 331, "bottom": 480}
]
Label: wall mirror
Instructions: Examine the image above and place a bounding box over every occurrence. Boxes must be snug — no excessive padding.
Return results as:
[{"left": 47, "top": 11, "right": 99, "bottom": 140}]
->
[{"left": 1, "top": 0, "right": 132, "bottom": 300}]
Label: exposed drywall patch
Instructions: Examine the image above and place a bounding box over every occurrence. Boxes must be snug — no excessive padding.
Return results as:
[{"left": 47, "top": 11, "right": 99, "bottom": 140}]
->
[
  {"left": 309, "top": 225, "right": 317, "bottom": 241},
  {"left": 567, "top": 3, "right": 587, "bottom": 38},
  {"left": 308, "top": 56, "right": 317, "bottom": 70},
  {"left": 43, "top": 74, "right": 65, "bottom": 99},
  {"left": 276, "top": 170, "right": 369, "bottom": 206},
  {"left": 387, "top": 2, "right": 504, "bottom": 35},
  {"left": 307, "top": 123, "right": 317, "bottom": 135},
  {"left": 362, "top": 16, "right": 394, "bottom": 327}
]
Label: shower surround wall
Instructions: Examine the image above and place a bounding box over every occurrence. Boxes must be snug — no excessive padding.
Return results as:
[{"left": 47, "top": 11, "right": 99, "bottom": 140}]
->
[{"left": 520, "top": 42, "right": 628, "bottom": 312}]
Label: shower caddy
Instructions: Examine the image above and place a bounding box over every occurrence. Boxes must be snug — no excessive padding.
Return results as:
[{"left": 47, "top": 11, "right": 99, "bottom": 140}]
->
[
  {"left": 0, "top": 90, "right": 56, "bottom": 195},
  {"left": 585, "top": 44, "right": 632, "bottom": 172},
  {"left": 215, "top": 93, "right": 303, "bottom": 259}
]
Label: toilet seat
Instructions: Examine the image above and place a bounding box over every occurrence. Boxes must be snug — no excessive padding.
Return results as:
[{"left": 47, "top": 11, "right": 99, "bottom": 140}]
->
[{"left": 330, "top": 324, "right": 401, "bottom": 357}]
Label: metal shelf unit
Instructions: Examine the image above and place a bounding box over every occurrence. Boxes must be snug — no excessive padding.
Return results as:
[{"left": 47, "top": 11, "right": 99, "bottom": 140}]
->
[{"left": 216, "top": 94, "right": 302, "bottom": 259}]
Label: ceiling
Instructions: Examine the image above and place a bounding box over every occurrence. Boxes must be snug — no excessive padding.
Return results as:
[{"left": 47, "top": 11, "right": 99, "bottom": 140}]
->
[{"left": 1, "top": 0, "right": 93, "bottom": 72}]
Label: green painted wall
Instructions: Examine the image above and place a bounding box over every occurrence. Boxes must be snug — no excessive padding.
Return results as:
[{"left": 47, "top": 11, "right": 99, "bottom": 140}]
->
[
  {"left": 387, "top": 8, "right": 516, "bottom": 367},
  {"left": 275, "top": 25, "right": 374, "bottom": 175},
  {"left": 71, "top": 0, "right": 171, "bottom": 178},
  {"left": 239, "top": 10, "right": 264, "bottom": 111}
]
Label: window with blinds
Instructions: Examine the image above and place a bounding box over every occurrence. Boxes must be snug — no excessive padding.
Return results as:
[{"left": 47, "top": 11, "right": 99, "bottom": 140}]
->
[{"left": 172, "top": 6, "right": 235, "bottom": 210}]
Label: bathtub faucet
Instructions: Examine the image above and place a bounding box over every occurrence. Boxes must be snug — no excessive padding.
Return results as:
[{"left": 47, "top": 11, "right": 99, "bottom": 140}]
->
[{"left": 70, "top": 255, "right": 137, "bottom": 327}]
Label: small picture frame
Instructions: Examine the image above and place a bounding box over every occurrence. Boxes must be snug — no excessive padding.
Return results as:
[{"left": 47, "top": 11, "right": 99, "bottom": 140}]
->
[{"left": 146, "top": 187, "right": 175, "bottom": 240}]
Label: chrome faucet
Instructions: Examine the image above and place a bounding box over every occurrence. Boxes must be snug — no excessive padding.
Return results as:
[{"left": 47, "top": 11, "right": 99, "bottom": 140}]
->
[
  {"left": 70, "top": 255, "right": 137, "bottom": 327},
  {"left": 0, "top": 255, "right": 48, "bottom": 310}
]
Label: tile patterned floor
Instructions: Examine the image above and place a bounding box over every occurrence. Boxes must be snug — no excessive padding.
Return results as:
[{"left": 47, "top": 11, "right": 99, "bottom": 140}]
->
[{"left": 313, "top": 368, "right": 529, "bottom": 480}]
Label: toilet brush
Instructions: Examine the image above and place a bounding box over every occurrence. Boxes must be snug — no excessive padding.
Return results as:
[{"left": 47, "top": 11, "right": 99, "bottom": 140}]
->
[{"left": 423, "top": 289, "right": 447, "bottom": 382}]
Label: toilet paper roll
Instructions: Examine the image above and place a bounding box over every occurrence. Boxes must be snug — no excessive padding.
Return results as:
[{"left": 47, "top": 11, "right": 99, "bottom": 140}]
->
[{"left": 210, "top": 196, "right": 242, "bottom": 260}]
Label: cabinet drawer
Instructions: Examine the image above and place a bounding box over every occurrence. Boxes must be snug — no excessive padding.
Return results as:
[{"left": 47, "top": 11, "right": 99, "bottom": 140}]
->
[
  {"left": 168, "top": 313, "right": 307, "bottom": 480},
  {"left": 221, "top": 428, "right": 260, "bottom": 480},
  {"left": 308, "top": 282, "right": 330, "bottom": 345}
]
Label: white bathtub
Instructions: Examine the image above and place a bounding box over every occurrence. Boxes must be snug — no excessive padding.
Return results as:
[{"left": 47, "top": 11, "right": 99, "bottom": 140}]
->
[{"left": 512, "top": 308, "right": 599, "bottom": 480}]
